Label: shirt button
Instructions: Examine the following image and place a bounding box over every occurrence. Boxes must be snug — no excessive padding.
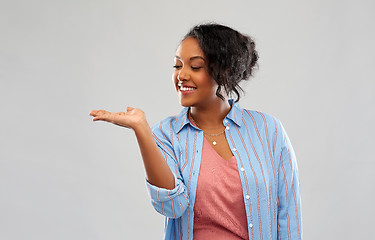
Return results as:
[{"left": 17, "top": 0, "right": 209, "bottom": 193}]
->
[
  {"left": 240, "top": 167, "right": 244, "bottom": 172},
  {"left": 232, "top": 147, "right": 237, "bottom": 151},
  {"left": 245, "top": 195, "right": 250, "bottom": 199},
  {"left": 249, "top": 223, "right": 253, "bottom": 228},
  {"left": 226, "top": 126, "right": 230, "bottom": 130},
  {"left": 224, "top": 119, "right": 228, "bottom": 123}
]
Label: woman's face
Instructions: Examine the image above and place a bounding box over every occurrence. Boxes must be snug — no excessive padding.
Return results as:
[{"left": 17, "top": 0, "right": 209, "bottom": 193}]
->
[{"left": 173, "top": 37, "right": 219, "bottom": 108}]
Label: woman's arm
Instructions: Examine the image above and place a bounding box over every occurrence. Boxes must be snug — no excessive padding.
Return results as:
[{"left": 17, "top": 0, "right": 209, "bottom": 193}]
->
[
  {"left": 276, "top": 120, "right": 302, "bottom": 239},
  {"left": 89, "top": 107, "right": 175, "bottom": 189}
]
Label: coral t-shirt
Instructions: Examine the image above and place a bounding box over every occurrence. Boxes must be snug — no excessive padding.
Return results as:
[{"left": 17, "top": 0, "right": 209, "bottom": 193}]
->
[{"left": 193, "top": 137, "right": 249, "bottom": 239}]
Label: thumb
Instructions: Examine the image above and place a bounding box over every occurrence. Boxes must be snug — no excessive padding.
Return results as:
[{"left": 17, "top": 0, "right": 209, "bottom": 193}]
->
[{"left": 126, "top": 106, "right": 134, "bottom": 112}]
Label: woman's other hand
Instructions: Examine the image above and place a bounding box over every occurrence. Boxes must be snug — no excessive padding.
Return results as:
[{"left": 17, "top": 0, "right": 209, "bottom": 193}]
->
[{"left": 89, "top": 107, "right": 147, "bottom": 130}]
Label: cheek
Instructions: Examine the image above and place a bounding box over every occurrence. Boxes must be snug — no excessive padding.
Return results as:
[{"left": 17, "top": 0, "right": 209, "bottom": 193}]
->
[{"left": 200, "top": 74, "right": 217, "bottom": 90}]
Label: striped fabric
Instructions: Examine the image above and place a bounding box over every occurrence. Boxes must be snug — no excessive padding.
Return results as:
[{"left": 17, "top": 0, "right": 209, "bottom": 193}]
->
[{"left": 146, "top": 100, "right": 302, "bottom": 240}]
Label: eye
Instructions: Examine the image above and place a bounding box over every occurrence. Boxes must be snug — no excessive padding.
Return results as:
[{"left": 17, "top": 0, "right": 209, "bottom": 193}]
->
[
  {"left": 191, "top": 66, "right": 203, "bottom": 70},
  {"left": 173, "top": 65, "right": 182, "bottom": 69}
]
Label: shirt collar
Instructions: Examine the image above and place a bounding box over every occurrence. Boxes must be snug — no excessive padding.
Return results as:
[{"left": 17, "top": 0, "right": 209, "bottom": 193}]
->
[
  {"left": 174, "top": 99, "right": 244, "bottom": 134},
  {"left": 225, "top": 99, "right": 244, "bottom": 127},
  {"left": 174, "top": 107, "right": 190, "bottom": 134}
]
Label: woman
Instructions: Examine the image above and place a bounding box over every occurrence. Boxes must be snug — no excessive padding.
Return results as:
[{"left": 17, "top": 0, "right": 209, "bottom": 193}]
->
[{"left": 90, "top": 23, "right": 302, "bottom": 240}]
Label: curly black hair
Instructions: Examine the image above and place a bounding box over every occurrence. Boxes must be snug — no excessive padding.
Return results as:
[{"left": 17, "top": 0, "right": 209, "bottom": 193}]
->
[{"left": 184, "top": 23, "right": 259, "bottom": 102}]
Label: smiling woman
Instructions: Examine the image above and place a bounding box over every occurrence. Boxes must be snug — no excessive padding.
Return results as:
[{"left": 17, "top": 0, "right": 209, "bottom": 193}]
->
[{"left": 90, "top": 23, "right": 302, "bottom": 240}]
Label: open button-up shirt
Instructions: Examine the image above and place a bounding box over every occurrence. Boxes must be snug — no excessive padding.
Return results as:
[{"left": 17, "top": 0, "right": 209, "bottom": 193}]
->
[{"left": 146, "top": 100, "right": 302, "bottom": 240}]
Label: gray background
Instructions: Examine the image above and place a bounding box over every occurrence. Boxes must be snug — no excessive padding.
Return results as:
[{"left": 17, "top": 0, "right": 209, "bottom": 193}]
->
[{"left": 1, "top": 0, "right": 374, "bottom": 239}]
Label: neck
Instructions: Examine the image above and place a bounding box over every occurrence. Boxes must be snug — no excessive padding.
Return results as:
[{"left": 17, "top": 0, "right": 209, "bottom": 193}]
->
[{"left": 189, "top": 98, "right": 231, "bottom": 128}]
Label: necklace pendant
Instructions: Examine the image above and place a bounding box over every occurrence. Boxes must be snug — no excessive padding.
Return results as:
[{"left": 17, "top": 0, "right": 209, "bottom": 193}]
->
[{"left": 213, "top": 141, "right": 217, "bottom": 145}]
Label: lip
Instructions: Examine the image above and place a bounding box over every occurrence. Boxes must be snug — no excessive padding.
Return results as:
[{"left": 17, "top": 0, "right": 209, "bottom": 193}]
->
[
  {"left": 179, "top": 89, "right": 196, "bottom": 95},
  {"left": 179, "top": 84, "right": 196, "bottom": 88},
  {"left": 178, "top": 84, "right": 197, "bottom": 95}
]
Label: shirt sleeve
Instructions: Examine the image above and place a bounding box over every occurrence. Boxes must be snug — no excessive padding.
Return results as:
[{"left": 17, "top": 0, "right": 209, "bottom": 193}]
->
[
  {"left": 145, "top": 120, "right": 189, "bottom": 219},
  {"left": 276, "top": 120, "right": 302, "bottom": 239}
]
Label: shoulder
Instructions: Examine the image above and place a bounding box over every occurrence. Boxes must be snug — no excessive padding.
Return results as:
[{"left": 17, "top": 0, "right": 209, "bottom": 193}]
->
[
  {"left": 241, "top": 108, "right": 281, "bottom": 131},
  {"left": 240, "top": 108, "right": 288, "bottom": 147},
  {"left": 241, "top": 108, "right": 288, "bottom": 158},
  {"left": 232, "top": 100, "right": 280, "bottom": 130}
]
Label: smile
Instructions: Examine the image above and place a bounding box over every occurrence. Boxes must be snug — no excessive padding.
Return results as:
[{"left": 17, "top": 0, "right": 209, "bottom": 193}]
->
[
  {"left": 180, "top": 86, "right": 196, "bottom": 91},
  {"left": 178, "top": 84, "right": 197, "bottom": 95}
]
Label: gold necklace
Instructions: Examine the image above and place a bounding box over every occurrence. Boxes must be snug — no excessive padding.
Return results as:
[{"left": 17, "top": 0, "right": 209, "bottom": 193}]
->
[
  {"left": 189, "top": 111, "right": 226, "bottom": 145},
  {"left": 204, "top": 134, "right": 226, "bottom": 146}
]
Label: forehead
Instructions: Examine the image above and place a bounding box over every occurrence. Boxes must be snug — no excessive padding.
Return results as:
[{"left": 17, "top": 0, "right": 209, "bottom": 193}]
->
[{"left": 175, "top": 37, "right": 205, "bottom": 60}]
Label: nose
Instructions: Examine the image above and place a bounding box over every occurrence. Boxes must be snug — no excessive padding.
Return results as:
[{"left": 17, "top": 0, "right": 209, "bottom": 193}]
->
[{"left": 177, "top": 67, "right": 190, "bottom": 82}]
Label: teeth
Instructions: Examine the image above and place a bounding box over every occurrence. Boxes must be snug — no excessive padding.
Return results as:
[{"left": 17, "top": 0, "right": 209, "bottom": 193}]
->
[{"left": 180, "top": 86, "right": 196, "bottom": 91}]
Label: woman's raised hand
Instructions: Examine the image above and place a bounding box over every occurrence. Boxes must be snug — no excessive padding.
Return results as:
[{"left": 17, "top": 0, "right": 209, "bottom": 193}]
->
[
  {"left": 89, "top": 107, "right": 148, "bottom": 130},
  {"left": 90, "top": 106, "right": 175, "bottom": 189}
]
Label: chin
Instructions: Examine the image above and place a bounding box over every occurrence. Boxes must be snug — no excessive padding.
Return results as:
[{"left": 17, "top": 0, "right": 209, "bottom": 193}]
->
[
  {"left": 179, "top": 98, "right": 195, "bottom": 108},
  {"left": 179, "top": 100, "right": 192, "bottom": 107}
]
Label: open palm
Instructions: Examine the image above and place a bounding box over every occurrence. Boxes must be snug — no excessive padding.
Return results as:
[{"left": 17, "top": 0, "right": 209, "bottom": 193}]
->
[{"left": 89, "top": 107, "right": 146, "bottom": 129}]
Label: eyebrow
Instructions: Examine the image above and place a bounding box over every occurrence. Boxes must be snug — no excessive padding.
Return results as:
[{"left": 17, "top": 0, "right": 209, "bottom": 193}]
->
[{"left": 175, "top": 56, "right": 206, "bottom": 62}]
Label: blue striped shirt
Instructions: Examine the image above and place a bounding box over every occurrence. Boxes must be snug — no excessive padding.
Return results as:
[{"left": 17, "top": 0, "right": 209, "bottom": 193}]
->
[{"left": 146, "top": 100, "right": 302, "bottom": 240}]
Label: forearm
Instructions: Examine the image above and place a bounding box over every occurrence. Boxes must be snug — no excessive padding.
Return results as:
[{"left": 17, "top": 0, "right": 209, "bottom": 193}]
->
[{"left": 133, "top": 122, "right": 175, "bottom": 190}]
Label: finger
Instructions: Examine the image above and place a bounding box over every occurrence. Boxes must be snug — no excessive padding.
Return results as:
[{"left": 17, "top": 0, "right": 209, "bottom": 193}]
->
[
  {"left": 89, "top": 110, "right": 98, "bottom": 116},
  {"left": 90, "top": 110, "right": 103, "bottom": 117},
  {"left": 93, "top": 117, "right": 102, "bottom": 121},
  {"left": 92, "top": 112, "right": 113, "bottom": 122},
  {"left": 126, "top": 106, "right": 134, "bottom": 112},
  {"left": 93, "top": 116, "right": 112, "bottom": 122},
  {"left": 90, "top": 110, "right": 110, "bottom": 117}
]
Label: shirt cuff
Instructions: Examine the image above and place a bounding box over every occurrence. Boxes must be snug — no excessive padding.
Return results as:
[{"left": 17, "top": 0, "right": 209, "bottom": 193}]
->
[{"left": 145, "top": 177, "right": 185, "bottom": 202}]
